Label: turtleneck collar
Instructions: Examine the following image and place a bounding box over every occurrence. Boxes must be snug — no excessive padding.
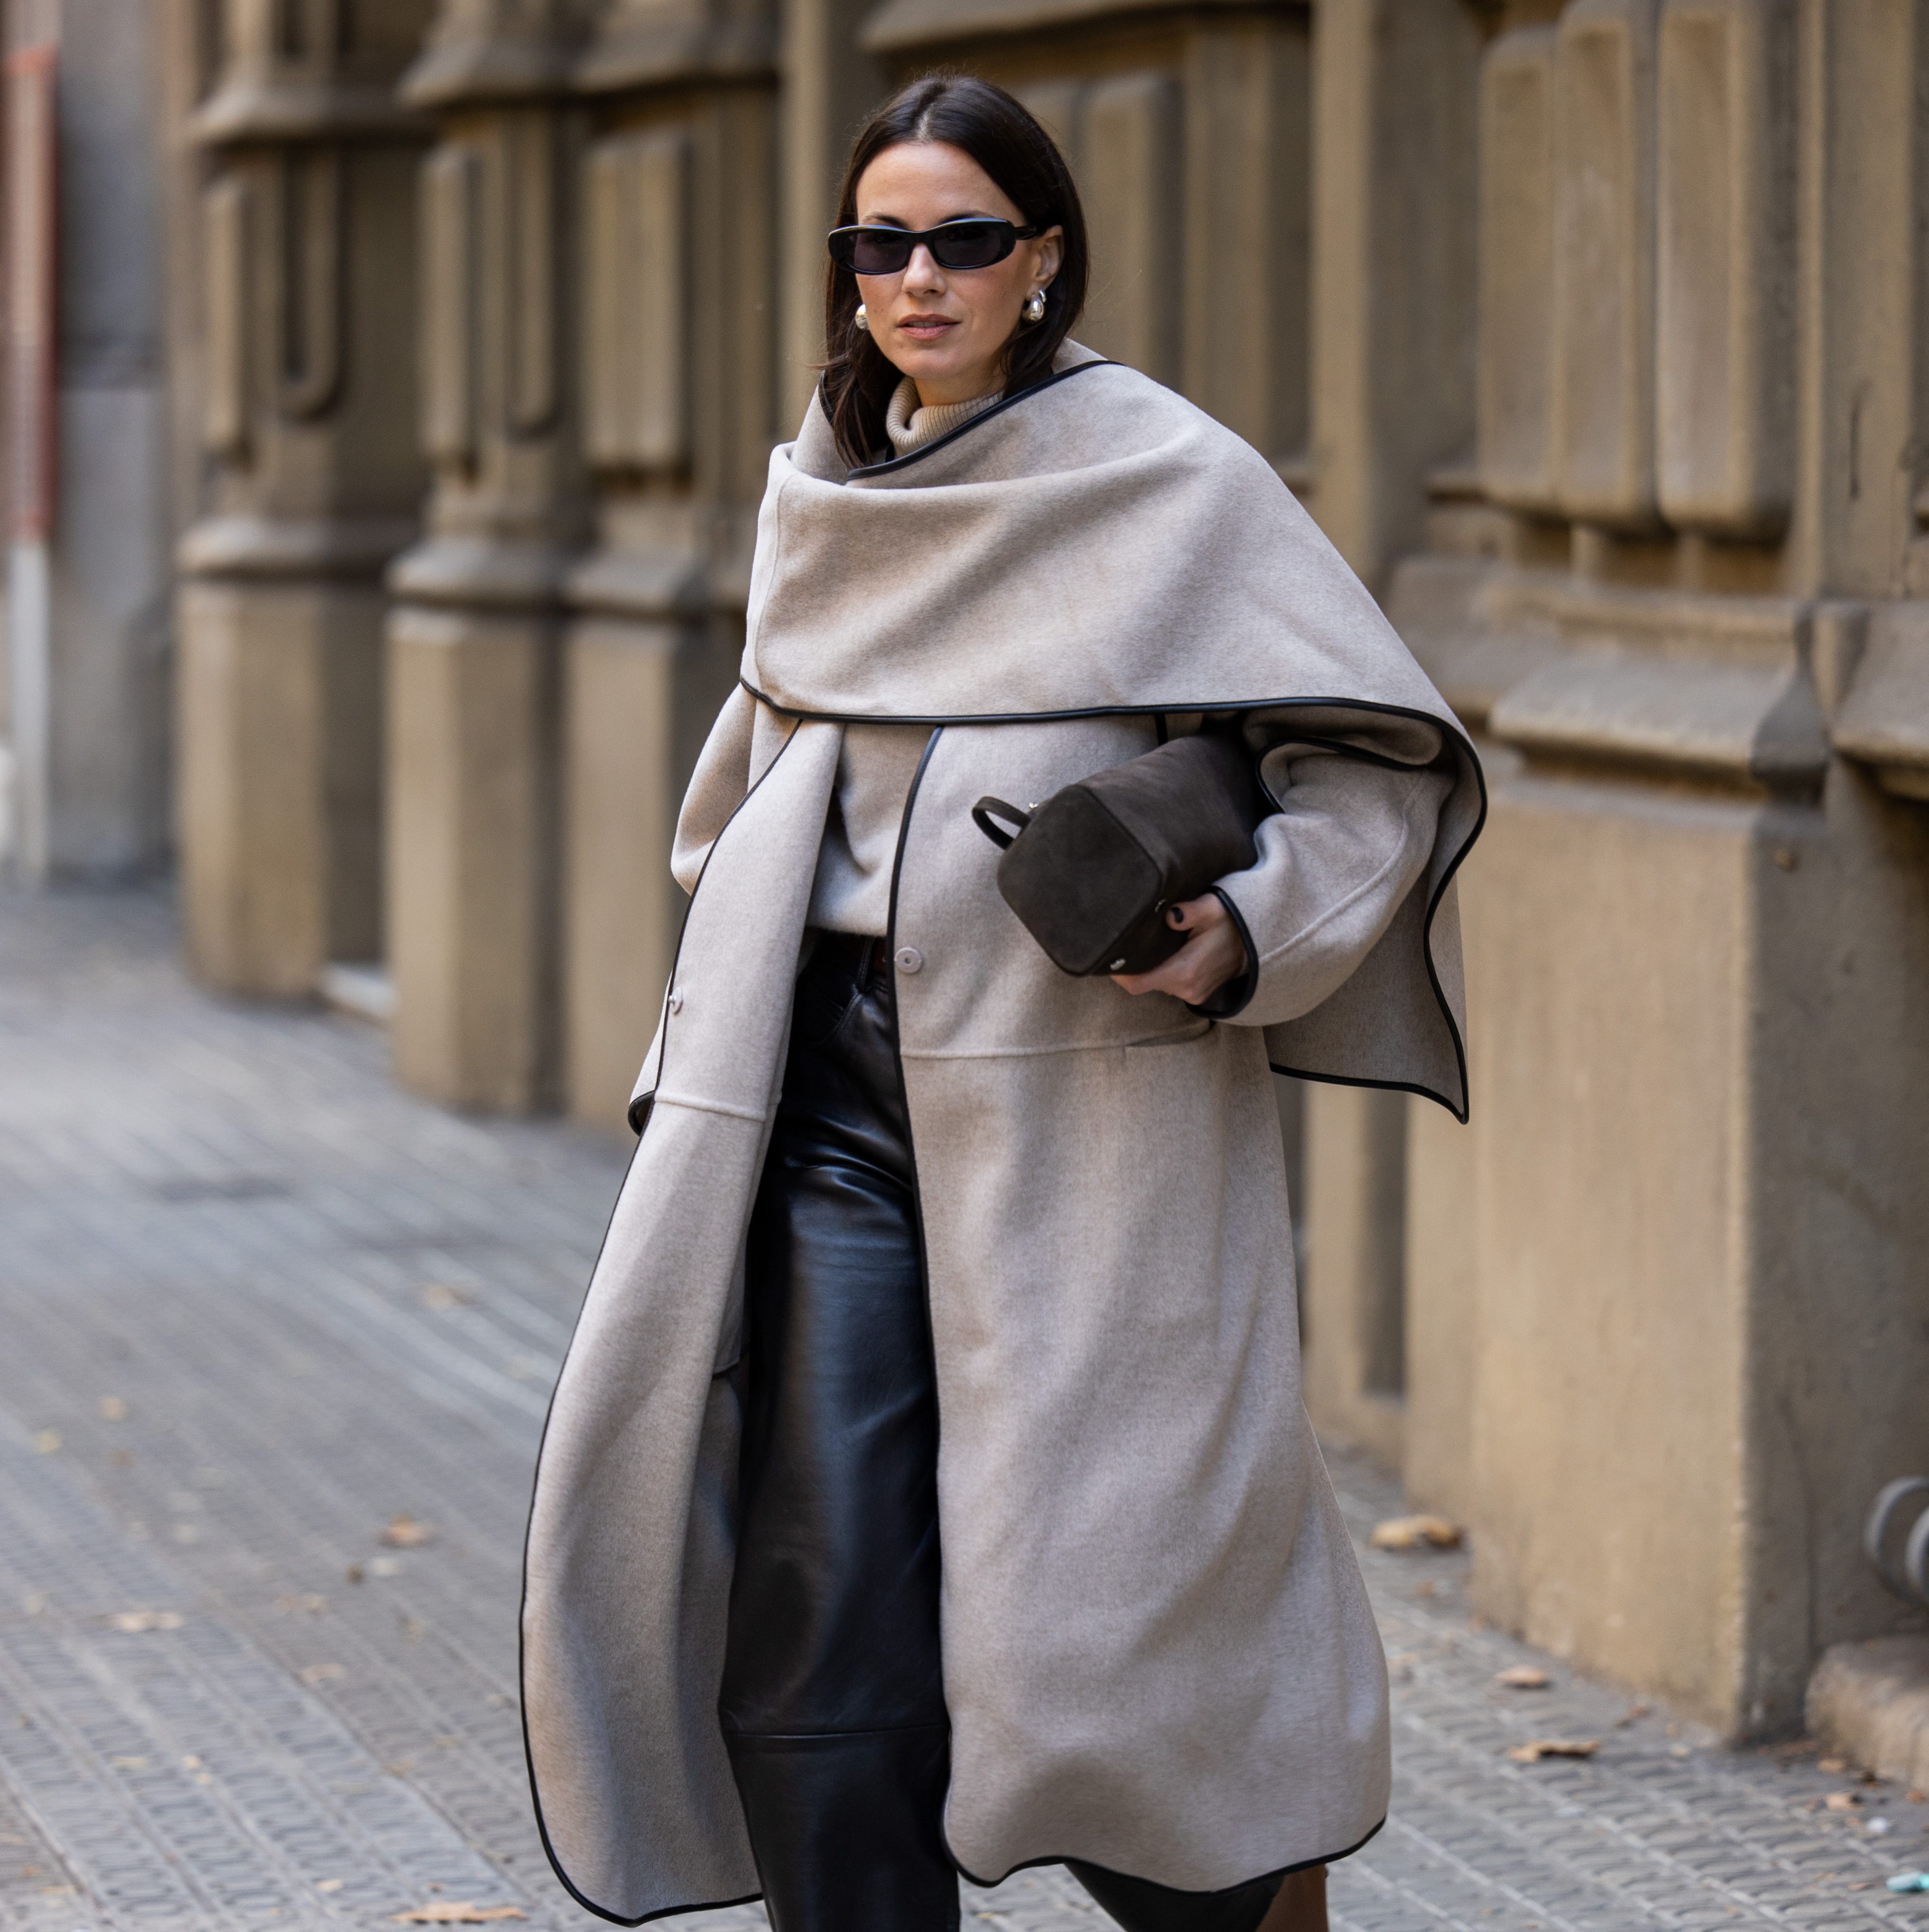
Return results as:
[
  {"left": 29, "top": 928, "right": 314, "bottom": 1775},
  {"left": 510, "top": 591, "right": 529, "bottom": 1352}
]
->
[{"left": 884, "top": 376, "right": 1002, "bottom": 457}]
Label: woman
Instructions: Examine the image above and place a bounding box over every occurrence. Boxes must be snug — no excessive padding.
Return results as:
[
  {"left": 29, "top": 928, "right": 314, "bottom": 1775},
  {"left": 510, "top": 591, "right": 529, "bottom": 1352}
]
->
[{"left": 523, "top": 74, "right": 1483, "bottom": 1932}]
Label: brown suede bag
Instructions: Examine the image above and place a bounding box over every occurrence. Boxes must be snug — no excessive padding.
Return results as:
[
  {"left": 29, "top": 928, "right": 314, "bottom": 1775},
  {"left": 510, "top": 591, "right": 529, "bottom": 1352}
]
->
[{"left": 971, "top": 724, "right": 1268, "bottom": 976}]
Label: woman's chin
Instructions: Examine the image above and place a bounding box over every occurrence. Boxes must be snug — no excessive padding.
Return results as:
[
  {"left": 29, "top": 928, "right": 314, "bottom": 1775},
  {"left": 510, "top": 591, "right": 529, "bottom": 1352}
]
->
[{"left": 881, "top": 335, "right": 992, "bottom": 394}]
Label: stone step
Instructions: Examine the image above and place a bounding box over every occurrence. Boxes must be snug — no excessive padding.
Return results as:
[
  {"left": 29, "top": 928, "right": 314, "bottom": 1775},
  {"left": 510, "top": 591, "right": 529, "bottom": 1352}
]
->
[{"left": 1809, "top": 1636, "right": 1929, "bottom": 1794}]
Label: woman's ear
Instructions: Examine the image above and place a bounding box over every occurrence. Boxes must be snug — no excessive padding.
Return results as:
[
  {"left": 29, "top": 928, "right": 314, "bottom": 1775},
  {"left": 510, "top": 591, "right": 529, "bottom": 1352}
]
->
[{"left": 1034, "top": 225, "right": 1065, "bottom": 291}]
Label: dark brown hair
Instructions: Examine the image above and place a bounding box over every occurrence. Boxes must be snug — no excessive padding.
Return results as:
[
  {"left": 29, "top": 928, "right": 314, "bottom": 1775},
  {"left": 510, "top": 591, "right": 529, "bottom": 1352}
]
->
[{"left": 820, "top": 74, "right": 1089, "bottom": 469}]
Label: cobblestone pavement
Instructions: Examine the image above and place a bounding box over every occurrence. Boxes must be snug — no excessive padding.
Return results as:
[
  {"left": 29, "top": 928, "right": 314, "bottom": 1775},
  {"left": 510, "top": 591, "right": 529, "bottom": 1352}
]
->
[{"left": 1, "top": 884, "right": 1924, "bottom": 1932}]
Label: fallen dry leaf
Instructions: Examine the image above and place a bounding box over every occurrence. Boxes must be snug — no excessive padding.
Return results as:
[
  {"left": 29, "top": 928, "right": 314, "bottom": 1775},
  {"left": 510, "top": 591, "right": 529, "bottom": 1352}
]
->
[
  {"left": 420, "top": 1283, "right": 474, "bottom": 1312},
  {"left": 1506, "top": 1738, "right": 1599, "bottom": 1764},
  {"left": 300, "top": 1663, "right": 344, "bottom": 1685},
  {"left": 1825, "top": 1790, "right": 1863, "bottom": 1811},
  {"left": 1495, "top": 1666, "right": 1550, "bottom": 1690},
  {"left": 381, "top": 1515, "right": 436, "bottom": 1549},
  {"left": 1370, "top": 1514, "right": 1463, "bottom": 1552},
  {"left": 99, "top": 1396, "right": 128, "bottom": 1422},
  {"left": 317, "top": 1879, "right": 345, "bottom": 1894},
  {"left": 1818, "top": 1756, "right": 1848, "bottom": 1774},
  {"left": 31, "top": 1431, "right": 59, "bottom": 1455},
  {"left": 108, "top": 1610, "right": 182, "bottom": 1633},
  {"left": 109, "top": 1756, "right": 147, "bottom": 1770},
  {"left": 390, "top": 1905, "right": 527, "bottom": 1924},
  {"left": 1614, "top": 1703, "right": 1651, "bottom": 1728}
]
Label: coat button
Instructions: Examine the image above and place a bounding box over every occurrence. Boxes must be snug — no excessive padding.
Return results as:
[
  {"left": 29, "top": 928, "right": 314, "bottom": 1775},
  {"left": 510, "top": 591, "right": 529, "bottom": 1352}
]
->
[
  {"left": 668, "top": 990, "right": 683, "bottom": 1014},
  {"left": 894, "top": 946, "right": 924, "bottom": 975}
]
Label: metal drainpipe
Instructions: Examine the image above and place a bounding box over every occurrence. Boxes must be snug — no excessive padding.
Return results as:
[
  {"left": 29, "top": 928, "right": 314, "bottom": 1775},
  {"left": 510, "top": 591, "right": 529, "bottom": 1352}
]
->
[{"left": 4, "top": 37, "right": 57, "bottom": 884}]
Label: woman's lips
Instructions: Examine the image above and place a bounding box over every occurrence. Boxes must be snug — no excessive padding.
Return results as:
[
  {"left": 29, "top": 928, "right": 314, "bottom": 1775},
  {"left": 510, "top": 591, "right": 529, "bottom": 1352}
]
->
[{"left": 894, "top": 315, "right": 957, "bottom": 340}]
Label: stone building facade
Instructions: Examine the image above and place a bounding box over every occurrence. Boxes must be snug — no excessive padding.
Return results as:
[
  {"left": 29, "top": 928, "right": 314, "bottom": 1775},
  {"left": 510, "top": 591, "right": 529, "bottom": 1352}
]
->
[{"left": 6, "top": 0, "right": 1929, "bottom": 1749}]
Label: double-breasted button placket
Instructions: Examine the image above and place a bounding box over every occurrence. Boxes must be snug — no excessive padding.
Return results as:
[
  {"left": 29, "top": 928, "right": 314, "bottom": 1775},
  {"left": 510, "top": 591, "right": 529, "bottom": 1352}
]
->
[{"left": 894, "top": 946, "right": 924, "bottom": 976}]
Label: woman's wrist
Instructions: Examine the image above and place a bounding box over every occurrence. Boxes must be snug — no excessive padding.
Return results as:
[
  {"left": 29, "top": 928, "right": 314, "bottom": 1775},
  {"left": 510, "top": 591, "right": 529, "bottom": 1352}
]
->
[{"left": 1109, "top": 891, "right": 1249, "bottom": 1005}]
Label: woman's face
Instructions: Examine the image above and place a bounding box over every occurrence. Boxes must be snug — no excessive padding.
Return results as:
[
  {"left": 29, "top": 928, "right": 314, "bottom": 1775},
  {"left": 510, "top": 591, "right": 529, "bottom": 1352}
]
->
[{"left": 851, "top": 140, "right": 1063, "bottom": 409}]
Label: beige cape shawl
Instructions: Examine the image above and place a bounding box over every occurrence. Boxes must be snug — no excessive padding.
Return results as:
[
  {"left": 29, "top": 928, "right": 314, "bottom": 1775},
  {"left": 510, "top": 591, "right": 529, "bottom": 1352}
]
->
[{"left": 522, "top": 349, "right": 1484, "bottom": 1925}]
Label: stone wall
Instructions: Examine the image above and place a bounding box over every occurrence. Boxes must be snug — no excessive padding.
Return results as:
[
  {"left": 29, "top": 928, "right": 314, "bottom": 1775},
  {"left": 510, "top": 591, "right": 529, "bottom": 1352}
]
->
[
  {"left": 1386, "top": 0, "right": 1929, "bottom": 1737},
  {"left": 148, "top": 0, "right": 1929, "bottom": 1739}
]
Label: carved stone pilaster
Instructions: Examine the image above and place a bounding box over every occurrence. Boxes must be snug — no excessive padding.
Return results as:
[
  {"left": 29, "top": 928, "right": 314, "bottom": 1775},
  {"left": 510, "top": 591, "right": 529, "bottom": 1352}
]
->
[
  {"left": 557, "top": 0, "right": 779, "bottom": 1132},
  {"left": 385, "top": 0, "right": 595, "bottom": 1112},
  {"left": 175, "top": 0, "right": 435, "bottom": 996}
]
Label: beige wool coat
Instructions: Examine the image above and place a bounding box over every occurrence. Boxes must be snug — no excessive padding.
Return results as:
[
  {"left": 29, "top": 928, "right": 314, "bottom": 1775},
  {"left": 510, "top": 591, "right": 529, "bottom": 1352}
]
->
[{"left": 522, "top": 349, "right": 1485, "bottom": 1925}]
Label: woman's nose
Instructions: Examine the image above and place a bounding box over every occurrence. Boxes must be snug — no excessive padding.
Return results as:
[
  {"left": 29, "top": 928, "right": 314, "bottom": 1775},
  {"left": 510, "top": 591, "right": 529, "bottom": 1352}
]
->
[{"left": 903, "top": 244, "right": 945, "bottom": 292}]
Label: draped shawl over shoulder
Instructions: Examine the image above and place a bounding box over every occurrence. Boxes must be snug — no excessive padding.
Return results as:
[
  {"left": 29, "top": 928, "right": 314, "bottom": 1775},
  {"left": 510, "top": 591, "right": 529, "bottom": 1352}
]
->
[
  {"left": 522, "top": 349, "right": 1487, "bottom": 1931},
  {"left": 743, "top": 348, "right": 1484, "bottom": 1115}
]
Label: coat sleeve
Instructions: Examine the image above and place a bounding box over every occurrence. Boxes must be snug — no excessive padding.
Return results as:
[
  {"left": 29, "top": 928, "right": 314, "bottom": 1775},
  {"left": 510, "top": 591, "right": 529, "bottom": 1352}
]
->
[{"left": 1198, "top": 747, "right": 1453, "bottom": 1030}]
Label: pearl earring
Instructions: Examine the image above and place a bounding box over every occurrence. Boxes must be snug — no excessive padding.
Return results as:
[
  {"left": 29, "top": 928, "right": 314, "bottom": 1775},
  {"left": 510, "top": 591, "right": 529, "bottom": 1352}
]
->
[
  {"left": 855, "top": 303, "right": 870, "bottom": 333},
  {"left": 1022, "top": 289, "right": 1046, "bottom": 325}
]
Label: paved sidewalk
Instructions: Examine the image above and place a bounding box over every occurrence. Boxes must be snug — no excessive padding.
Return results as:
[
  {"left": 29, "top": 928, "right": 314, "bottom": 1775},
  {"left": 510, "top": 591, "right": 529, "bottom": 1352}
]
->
[{"left": 0, "top": 884, "right": 1923, "bottom": 1932}]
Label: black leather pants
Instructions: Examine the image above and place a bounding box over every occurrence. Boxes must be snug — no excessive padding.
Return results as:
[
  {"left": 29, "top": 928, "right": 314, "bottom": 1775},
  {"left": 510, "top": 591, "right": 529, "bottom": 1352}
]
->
[
  {"left": 718, "top": 934, "right": 1286, "bottom": 1932},
  {"left": 720, "top": 933, "right": 954, "bottom": 1932}
]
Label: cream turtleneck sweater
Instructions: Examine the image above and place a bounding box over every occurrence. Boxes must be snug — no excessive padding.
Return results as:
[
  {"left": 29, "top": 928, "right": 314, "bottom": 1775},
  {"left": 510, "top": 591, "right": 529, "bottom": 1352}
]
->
[
  {"left": 883, "top": 377, "right": 1001, "bottom": 456},
  {"left": 805, "top": 379, "right": 1000, "bottom": 936}
]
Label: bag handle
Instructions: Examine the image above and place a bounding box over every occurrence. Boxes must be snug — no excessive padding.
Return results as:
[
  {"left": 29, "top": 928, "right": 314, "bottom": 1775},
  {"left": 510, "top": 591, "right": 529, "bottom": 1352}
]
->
[{"left": 971, "top": 797, "right": 1032, "bottom": 851}]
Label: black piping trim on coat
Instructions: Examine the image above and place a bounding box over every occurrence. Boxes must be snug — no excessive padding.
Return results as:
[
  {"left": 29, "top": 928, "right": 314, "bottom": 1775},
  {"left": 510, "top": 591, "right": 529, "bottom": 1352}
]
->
[
  {"left": 953, "top": 1813, "right": 1387, "bottom": 1894},
  {"left": 1267, "top": 1061, "right": 1466, "bottom": 1112},
  {"left": 517, "top": 724, "right": 807, "bottom": 1928},
  {"left": 1184, "top": 887, "right": 1259, "bottom": 1021},
  {"left": 882, "top": 726, "right": 965, "bottom": 1870},
  {"left": 841, "top": 358, "right": 1115, "bottom": 481},
  {"left": 886, "top": 729, "right": 947, "bottom": 1501},
  {"left": 738, "top": 686, "right": 1487, "bottom": 1122}
]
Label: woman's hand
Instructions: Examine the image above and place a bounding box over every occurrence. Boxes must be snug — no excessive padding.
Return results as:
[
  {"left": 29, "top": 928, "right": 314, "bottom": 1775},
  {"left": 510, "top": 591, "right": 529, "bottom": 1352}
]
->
[{"left": 1111, "top": 893, "right": 1248, "bottom": 1005}]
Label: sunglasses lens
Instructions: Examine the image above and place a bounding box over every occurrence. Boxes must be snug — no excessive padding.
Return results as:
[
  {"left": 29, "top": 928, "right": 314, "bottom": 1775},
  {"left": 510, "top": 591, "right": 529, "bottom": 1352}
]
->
[
  {"left": 931, "top": 222, "right": 1011, "bottom": 269},
  {"left": 847, "top": 232, "right": 912, "bottom": 275},
  {"left": 831, "top": 222, "right": 1019, "bottom": 274}
]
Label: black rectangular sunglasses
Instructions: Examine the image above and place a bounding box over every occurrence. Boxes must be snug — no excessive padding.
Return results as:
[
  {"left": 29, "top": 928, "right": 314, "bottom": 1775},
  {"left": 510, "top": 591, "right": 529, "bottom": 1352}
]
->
[{"left": 827, "top": 218, "right": 1041, "bottom": 276}]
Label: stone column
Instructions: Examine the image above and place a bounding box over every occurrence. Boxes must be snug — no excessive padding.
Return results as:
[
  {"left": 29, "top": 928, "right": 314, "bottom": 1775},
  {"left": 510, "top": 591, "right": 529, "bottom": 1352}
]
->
[
  {"left": 174, "top": 0, "right": 434, "bottom": 993},
  {"left": 387, "top": 1, "right": 594, "bottom": 1112},
  {"left": 1295, "top": 0, "right": 1483, "bottom": 1470},
  {"left": 1299, "top": 1084, "right": 1409, "bottom": 1471},
  {"left": 562, "top": 0, "right": 781, "bottom": 1132},
  {"left": 1306, "top": 0, "right": 1482, "bottom": 586},
  {"left": 778, "top": 0, "right": 882, "bottom": 429}
]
